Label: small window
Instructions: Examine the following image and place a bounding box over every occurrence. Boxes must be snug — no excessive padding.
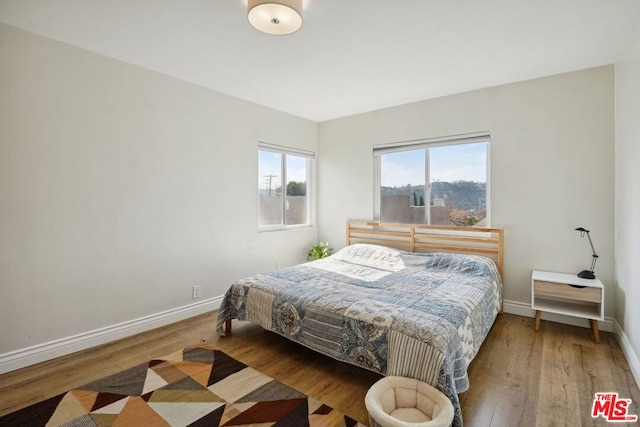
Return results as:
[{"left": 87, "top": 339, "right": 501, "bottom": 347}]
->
[
  {"left": 258, "top": 143, "right": 314, "bottom": 230},
  {"left": 374, "top": 134, "right": 489, "bottom": 227}
]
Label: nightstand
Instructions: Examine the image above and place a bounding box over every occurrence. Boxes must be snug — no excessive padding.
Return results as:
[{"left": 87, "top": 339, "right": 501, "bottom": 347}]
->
[{"left": 531, "top": 270, "right": 604, "bottom": 343}]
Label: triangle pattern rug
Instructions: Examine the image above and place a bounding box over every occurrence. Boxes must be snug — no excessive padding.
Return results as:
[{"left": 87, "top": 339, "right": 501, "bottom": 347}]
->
[{"left": 0, "top": 344, "right": 364, "bottom": 426}]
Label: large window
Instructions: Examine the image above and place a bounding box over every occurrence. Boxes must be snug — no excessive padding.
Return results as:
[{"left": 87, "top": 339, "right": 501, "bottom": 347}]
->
[
  {"left": 258, "top": 143, "right": 314, "bottom": 230},
  {"left": 374, "top": 134, "right": 489, "bottom": 227}
]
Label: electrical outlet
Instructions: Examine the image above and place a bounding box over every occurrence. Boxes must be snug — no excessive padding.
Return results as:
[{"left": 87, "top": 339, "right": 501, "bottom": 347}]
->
[{"left": 192, "top": 285, "right": 201, "bottom": 299}]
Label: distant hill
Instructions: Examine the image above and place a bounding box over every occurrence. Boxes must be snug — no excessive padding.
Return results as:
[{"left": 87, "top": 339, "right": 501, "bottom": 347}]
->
[{"left": 381, "top": 181, "right": 486, "bottom": 211}]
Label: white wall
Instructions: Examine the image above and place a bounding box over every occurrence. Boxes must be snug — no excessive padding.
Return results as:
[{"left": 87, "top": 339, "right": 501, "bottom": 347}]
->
[
  {"left": 0, "top": 23, "right": 318, "bottom": 356},
  {"left": 615, "top": 22, "right": 640, "bottom": 379},
  {"left": 318, "top": 67, "right": 615, "bottom": 318},
  {"left": 0, "top": 20, "right": 628, "bottom": 376}
]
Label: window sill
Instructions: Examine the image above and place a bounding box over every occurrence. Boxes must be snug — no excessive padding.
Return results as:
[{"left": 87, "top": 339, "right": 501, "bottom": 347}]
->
[{"left": 258, "top": 224, "right": 313, "bottom": 233}]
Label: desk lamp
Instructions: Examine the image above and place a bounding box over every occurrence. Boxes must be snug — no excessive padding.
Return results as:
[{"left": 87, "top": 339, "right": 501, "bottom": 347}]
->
[{"left": 575, "top": 227, "right": 598, "bottom": 279}]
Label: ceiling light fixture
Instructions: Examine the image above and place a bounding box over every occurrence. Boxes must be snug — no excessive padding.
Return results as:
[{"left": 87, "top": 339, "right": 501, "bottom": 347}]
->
[{"left": 248, "top": 0, "right": 303, "bottom": 35}]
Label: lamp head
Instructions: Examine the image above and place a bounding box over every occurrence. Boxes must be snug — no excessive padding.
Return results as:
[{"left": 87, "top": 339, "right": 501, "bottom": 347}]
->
[{"left": 575, "top": 227, "right": 589, "bottom": 233}]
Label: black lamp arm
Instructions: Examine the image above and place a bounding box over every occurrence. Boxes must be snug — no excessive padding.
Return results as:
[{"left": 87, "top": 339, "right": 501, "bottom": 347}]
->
[
  {"left": 589, "top": 254, "right": 598, "bottom": 273},
  {"left": 585, "top": 232, "right": 598, "bottom": 259}
]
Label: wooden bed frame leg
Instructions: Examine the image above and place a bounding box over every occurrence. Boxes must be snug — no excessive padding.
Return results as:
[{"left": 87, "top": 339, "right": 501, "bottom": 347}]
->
[
  {"left": 534, "top": 310, "right": 542, "bottom": 331},
  {"left": 225, "top": 318, "right": 232, "bottom": 335}
]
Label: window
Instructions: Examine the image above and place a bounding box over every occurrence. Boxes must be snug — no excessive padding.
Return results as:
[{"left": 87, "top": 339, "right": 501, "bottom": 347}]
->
[
  {"left": 258, "top": 143, "right": 314, "bottom": 230},
  {"left": 374, "top": 133, "right": 489, "bottom": 227}
]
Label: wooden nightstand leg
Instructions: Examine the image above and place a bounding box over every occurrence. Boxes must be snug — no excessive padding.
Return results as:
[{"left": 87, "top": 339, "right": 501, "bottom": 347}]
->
[
  {"left": 590, "top": 319, "right": 600, "bottom": 343},
  {"left": 535, "top": 310, "right": 541, "bottom": 331}
]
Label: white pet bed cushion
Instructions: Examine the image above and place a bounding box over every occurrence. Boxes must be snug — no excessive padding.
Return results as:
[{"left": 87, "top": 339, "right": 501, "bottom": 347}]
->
[{"left": 365, "top": 376, "right": 454, "bottom": 427}]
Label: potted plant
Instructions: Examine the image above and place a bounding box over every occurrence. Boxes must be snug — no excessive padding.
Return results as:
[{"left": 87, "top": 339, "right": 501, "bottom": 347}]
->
[{"left": 306, "top": 242, "right": 333, "bottom": 261}]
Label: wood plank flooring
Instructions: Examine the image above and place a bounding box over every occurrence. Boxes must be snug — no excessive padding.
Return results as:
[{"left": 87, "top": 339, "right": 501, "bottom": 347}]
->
[{"left": 0, "top": 312, "right": 638, "bottom": 426}]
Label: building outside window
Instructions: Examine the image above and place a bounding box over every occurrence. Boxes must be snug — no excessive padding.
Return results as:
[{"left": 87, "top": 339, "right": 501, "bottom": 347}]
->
[
  {"left": 258, "top": 143, "right": 314, "bottom": 230},
  {"left": 374, "top": 133, "right": 489, "bottom": 227}
]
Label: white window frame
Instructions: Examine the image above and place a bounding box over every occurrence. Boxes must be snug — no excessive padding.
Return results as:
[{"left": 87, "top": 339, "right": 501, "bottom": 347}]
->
[
  {"left": 258, "top": 142, "right": 315, "bottom": 231},
  {"left": 373, "top": 132, "right": 490, "bottom": 226}
]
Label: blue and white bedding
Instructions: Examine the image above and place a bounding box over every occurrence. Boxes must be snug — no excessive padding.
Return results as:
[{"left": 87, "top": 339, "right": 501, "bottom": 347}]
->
[{"left": 216, "top": 243, "right": 502, "bottom": 426}]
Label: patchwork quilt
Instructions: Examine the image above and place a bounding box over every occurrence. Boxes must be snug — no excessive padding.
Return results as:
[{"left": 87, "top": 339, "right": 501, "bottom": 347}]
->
[{"left": 216, "top": 243, "right": 503, "bottom": 426}]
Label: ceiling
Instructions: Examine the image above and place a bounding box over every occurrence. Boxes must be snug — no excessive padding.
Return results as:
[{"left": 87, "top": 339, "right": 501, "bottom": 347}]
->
[{"left": 1, "top": 0, "right": 640, "bottom": 122}]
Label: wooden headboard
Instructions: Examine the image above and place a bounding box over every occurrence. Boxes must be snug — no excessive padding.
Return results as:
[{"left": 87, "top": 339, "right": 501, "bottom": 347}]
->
[{"left": 346, "top": 221, "right": 504, "bottom": 278}]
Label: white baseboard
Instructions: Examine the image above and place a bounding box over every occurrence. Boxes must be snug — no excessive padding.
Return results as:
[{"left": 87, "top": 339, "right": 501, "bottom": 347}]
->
[
  {"left": 0, "top": 297, "right": 222, "bottom": 375},
  {"left": 502, "top": 299, "right": 614, "bottom": 332},
  {"left": 612, "top": 319, "right": 640, "bottom": 388}
]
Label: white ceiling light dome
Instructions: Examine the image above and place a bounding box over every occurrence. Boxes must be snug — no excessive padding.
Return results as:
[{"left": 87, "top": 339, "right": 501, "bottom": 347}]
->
[{"left": 248, "top": 0, "right": 303, "bottom": 35}]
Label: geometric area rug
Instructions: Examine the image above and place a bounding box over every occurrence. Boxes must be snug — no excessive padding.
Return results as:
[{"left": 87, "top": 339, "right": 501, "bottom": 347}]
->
[{"left": 0, "top": 344, "right": 364, "bottom": 426}]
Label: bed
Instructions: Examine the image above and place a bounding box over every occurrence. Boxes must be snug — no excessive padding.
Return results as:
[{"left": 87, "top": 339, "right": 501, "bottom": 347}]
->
[{"left": 216, "top": 221, "right": 504, "bottom": 427}]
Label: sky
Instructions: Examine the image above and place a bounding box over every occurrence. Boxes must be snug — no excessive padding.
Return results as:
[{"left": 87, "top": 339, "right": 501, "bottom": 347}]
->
[
  {"left": 381, "top": 142, "right": 487, "bottom": 187},
  {"left": 259, "top": 142, "right": 487, "bottom": 191},
  {"left": 259, "top": 151, "right": 308, "bottom": 192}
]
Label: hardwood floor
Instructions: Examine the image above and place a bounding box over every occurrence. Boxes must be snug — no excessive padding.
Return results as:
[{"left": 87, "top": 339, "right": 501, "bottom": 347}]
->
[{"left": 1, "top": 312, "right": 638, "bottom": 426}]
